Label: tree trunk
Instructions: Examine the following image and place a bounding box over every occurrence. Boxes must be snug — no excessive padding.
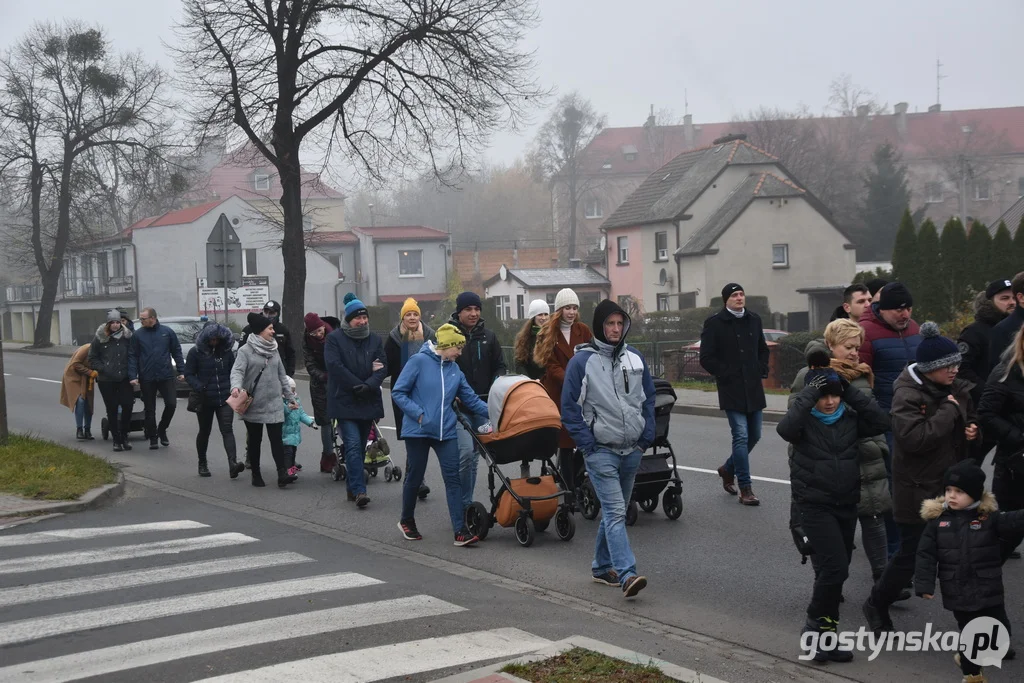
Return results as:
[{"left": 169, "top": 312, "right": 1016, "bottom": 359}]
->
[
  {"left": 567, "top": 175, "right": 578, "bottom": 263},
  {"left": 32, "top": 155, "right": 74, "bottom": 348},
  {"left": 0, "top": 338, "right": 8, "bottom": 445},
  {"left": 276, "top": 137, "right": 307, "bottom": 340}
]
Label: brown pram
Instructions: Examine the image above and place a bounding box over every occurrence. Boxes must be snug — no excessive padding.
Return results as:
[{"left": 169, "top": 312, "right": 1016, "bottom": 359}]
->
[{"left": 461, "top": 375, "right": 576, "bottom": 547}]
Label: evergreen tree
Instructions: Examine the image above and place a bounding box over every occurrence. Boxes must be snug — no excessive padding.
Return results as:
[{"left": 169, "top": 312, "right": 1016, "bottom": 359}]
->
[
  {"left": 891, "top": 208, "right": 918, "bottom": 290},
  {"left": 991, "top": 221, "right": 1015, "bottom": 283},
  {"left": 1014, "top": 216, "right": 1024, "bottom": 274},
  {"left": 914, "top": 219, "right": 946, "bottom": 322},
  {"left": 965, "top": 221, "right": 993, "bottom": 292},
  {"left": 859, "top": 143, "right": 912, "bottom": 261},
  {"left": 939, "top": 217, "right": 969, "bottom": 316}
]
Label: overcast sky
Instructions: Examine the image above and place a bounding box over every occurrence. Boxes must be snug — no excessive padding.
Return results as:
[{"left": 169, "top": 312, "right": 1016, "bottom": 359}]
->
[{"left": 3, "top": 0, "right": 1021, "bottom": 170}]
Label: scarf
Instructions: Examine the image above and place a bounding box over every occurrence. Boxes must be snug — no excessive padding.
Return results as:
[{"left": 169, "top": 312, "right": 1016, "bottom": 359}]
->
[
  {"left": 401, "top": 321, "right": 424, "bottom": 342},
  {"left": 111, "top": 329, "right": 124, "bottom": 340},
  {"left": 728, "top": 307, "right": 745, "bottom": 318},
  {"left": 811, "top": 401, "right": 845, "bottom": 425},
  {"left": 342, "top": 320, "right": 370, "bottom": 340},
  {"left": 944, "top": 499, "right": 982, "bottom": 512},
  {"left": 247, "top": 333, "right": 278, "bottom": 359},
  {"left": 830, "top": 357, "right": 874, "bottom": 388},
  {"left": 560, "top": 318, "right": 573, "bottom": 344}
]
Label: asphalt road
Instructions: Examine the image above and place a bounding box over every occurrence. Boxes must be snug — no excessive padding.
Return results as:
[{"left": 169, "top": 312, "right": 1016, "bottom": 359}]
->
[{"left": 4, "top": 350, "right": 1024, "bottom": 682}]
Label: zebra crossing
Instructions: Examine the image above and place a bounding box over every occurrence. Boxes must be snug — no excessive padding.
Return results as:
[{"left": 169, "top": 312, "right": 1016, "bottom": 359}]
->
[{"left": 0, "top": 519, "right": 552, "bottom": 682}]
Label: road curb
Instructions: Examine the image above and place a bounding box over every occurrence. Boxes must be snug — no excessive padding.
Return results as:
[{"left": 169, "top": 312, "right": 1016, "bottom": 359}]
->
[
  {"left": 3, "top": 345, "right": 80, "bottom": 358},
  {"left": 0, "top": 471, "right": 125, "bottom": 519},
  {"left": 672, "top": 404, "right": 785, "bottom": 423}
]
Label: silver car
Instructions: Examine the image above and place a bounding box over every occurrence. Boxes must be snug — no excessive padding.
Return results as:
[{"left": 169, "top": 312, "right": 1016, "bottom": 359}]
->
[{"left": 132, "top": 316, "right": 238, "bottom": 395}]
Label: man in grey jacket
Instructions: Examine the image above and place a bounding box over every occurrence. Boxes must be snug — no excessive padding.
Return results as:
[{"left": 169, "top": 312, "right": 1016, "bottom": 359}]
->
[{"left": 562, "top": 299, "right": 656, "bottom": 599}]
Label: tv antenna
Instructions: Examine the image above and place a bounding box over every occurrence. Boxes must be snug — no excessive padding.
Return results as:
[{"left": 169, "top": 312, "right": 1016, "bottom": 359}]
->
[{"left": 936, "top": 59, "right": 946, "bottom": 107}]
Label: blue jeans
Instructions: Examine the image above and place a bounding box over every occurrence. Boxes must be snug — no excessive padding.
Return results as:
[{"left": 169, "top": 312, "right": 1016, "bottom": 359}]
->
[
  {"left": 723, "top": 410, "right": 762, "bottom": 489},
  {"left": 319, "top": 421, "right": 335, "bottom": 454},
  {"left": 457, "top": 412, "right": 487, "bottom": 508},
  {"left": 338, "top": 419, "right": 372, "bottom": 496},
  {"left": 585, "top": 448, "right": 643, "bottom": 584},
  {"left": 75, "top": 396, "right": 92, "bottom": 430},
  {"left": 403, "top": 438, "right": 464, "bottom": 534}
]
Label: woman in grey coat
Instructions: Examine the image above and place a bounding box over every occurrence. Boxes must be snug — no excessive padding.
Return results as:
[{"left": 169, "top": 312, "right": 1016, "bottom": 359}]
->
[{"left": 230, "top": 312, "right": 296, "bottom": 488}]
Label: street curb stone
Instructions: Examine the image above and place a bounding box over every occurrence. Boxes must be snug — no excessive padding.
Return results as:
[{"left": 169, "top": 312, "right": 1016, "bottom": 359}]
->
[
  {"left": 0, "top": 472, "right": 125, "bottom": 519},
  {"left": 671, "top": 404, "right": 785, "bottom": 423}
]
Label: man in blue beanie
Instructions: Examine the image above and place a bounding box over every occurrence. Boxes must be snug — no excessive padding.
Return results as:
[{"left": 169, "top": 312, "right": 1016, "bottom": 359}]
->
[{"left": 448, "top": 291, "right": 506, "bottom": 509}]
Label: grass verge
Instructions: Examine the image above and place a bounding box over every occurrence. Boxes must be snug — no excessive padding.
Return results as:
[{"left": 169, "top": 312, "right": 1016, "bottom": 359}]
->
[
  {"left": 0, "top": 434, "right": 118, "bottom": 501},
  {"left": 501, "top": 647, "right": 679, "bottom": 682}
]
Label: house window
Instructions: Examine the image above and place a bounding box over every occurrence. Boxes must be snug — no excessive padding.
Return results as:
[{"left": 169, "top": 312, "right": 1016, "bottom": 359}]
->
[
  {"left": 243, "top": 248, "right": 258, "bottom": 276},
  {"left": 545, "top": 292, "right": 556, "bottom": 309},
  {"left": 655, "top": 231, "right": 668, "bottom": 261},
  {"left": 772, "top": 243, "right": 789, "bottom": 268},
  {"left": 584, "top": 198, "right": 602, "bottom": 219},
  {"left": 112, "top": 249, "right": 127, "bottom": 278},
  {"left": 254, "top": 173, "right": 270, "bottom": 191},
  {"left": 81, "top": 256, "right": 93, "bottom": 280},
  {"left": 624, "top": 152, "right": 637, "bottom": 162},
  {"left": 494, "top": 295, "right": 511, "bottom": 321},
  {"left": 328, "top": 253, "right": 344, "bottom": 279},
  {"left": 399, "top": 249, "right": 423, "bottom": 277},
  {"left": 974, "top": 180, "right": 990, "bottom": 201},
  {"left": 516, "top": 294, "right": 525, "bottom": 319},
  {"left": 925, "top": 182, "right": 943, "bottom": 203},
  {"left": 656, "top": 294, "right": 669, "bottom": 311},
  {"left": 1018, "top": 177, "right": 1024, "bottom": 197},
  {"left": 617, "top": 236, "right": 629, "bottom": 264}
]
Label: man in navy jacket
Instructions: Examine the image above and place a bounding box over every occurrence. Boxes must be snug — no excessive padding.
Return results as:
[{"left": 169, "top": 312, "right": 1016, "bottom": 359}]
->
[{"left": 129, "top": 307, "right": 185, "bottom": 450}]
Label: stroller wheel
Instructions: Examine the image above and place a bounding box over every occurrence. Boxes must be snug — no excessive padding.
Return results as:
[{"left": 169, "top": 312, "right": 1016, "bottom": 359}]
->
[
  {"left": 392, "top": 466, "right": 402, "bottom": 482},
  {"left": 465, "top": 501, "right": 490, "bottom": 541},
  {"left": 663, "top": 489, "right": 683, "bottom": 520},
  {"left": 370, "top": 467, "right": 378, "bottom": 478},
  {"left": 514, "top": 515, "right": 535, "bottom": 548},
  {"left": 625, "top": 500, "right": 638, "bottom": 527},
  {"left": 333, "top": 463, "right": 347, "bottom": 481},
  {"left": 383, "top": 466, "right": 393, "bottom": 482},
  {"left": 579, "top": 480, "right": 600, "bottom": 520},
  {"left": 555, "top": 507, "right": 575, "bottom": 541},
  {"left": 534, "top": 517, "right": 550, "bottom": 533},
  {"left": 639, "top": 497, "right": 658, "bottom": 513}
]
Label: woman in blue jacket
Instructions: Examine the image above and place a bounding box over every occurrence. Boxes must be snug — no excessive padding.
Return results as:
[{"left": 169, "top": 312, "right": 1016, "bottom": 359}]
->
[
  {"left": 184, "top": 322, "right": 243, "bottom": 479},
  {"left": 391, "top": 324, "right": 490, "bottom": 547}
]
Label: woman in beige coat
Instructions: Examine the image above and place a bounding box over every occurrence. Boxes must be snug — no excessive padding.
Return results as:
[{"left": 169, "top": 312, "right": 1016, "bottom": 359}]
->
[{"left": 59, "top": 344, "right": 97, "bottom": 440}]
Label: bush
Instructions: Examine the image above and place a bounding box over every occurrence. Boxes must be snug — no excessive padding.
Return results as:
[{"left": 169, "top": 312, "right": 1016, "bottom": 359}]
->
[
  {"left": 365, "top": 305, "right": 392, "bottom": 328},
  {"left": 777, "top": 329, "right": 823, "bottom": 354},
  {"left": 642, "top": 308, "right": 714, "bottom": 340}
]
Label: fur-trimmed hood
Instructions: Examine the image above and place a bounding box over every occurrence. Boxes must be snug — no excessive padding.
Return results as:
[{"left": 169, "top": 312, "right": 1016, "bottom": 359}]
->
[
  {"left": 974, "top": 291, "right": 1008, "bottom": 327},
  {"left": 94, "top": 321, "right": 132, "bottom": 343},
  {"left": 920, "top": 491, "right": 998, "bottom": 520},
  {"left": 195, "top": 322, "right": 233, "bottom": 353}
]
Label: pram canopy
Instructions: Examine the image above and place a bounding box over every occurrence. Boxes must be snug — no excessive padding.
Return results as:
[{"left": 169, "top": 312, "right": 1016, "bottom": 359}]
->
[{"left": 479, "top": 375, "right": 562, "bottom": 443}]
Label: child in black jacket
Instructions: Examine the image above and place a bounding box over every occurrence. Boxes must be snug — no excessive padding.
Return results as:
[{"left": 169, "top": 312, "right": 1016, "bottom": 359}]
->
[{"left": 916, "top": 460, "right": 1024, "bottom": 682}]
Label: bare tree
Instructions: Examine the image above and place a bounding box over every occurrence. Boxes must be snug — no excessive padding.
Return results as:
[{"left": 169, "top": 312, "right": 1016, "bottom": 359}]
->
[
  {"left": 0, "top": 23, "right": 167, "bottom": 347},
  {"left": 174, "top": 0, "right": 541, "bottom": 336},
  {"left": 530, "top": 92, "right": 606, "bottom": 262}
]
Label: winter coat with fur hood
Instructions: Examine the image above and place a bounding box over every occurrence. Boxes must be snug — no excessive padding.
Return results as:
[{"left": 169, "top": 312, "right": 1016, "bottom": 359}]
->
[
  {"left": 183, "top": 323, "right": 235, "bottom": 408},
  {"left": 915, "top": 492, "right": 1024, "bottom": 611},
  {"left": 958, "top": 292, "right": 1008, "bottom": 404},
  {"left": 88, "top": 322, "right": 134, "bottom": 383},
  {"left": 890, "top": 364, "right": 976, "bottom": 525}
]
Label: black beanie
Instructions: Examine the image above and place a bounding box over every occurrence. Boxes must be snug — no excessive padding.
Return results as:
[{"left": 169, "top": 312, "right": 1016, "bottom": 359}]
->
[
  {"left": 865, "top": 278, "right": 889, "bottom": 297},
  {"left": 721, "top": 283, "right": 744, "bottom": 302},
  {"left": 944, "top": 460, "right": 986, "bottom": 503},
  {"left": 592, "top": 299, "right": 630, "bottom": 346},
  {"left": 247, "top": 312, "right": 272, "bottom": 335},
  {"left": 455, "top": 291, "right": 482, "bottom": 314},
  {"left": 878, "top": 282, "right": 913, "bottom": 310}
]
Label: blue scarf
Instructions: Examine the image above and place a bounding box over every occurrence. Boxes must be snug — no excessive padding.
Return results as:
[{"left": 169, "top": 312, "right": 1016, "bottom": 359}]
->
[{"left": 811, "top": 402, "right": 845, "bottom": 425}]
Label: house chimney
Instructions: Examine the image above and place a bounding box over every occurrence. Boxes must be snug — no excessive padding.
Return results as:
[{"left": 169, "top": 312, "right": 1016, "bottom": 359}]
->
[
  {"left": 644, "top": 104, "right": 657, "bottom": 153},
  {"left": 568, "top": 258, "right": 582, "bottom": 269},
  {"left": 928, "top": 103, "right": 942, "bottom": 113},
  {"left": 683, "top": 114, "right": 694, "bottom": 149},
  {"left": 894, "top": 102, "right": 908, "bottom": 138},
  {"left": 856, "top": 105, "right": 870, "bottom": 118}
]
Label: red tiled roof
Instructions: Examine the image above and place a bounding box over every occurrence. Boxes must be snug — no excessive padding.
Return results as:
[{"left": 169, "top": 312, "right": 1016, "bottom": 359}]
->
[
  {"left": 353, "top": 225, "right": 449, "bottom": 241},
  {"left": 309, "top": 231, "right": 359, "bottom": 245},
  {"left": 379, "top": 293, "right": 445, "bottom": 303},
  {"left": 125, "top": 199, "right": 227, "bottom": 235}
]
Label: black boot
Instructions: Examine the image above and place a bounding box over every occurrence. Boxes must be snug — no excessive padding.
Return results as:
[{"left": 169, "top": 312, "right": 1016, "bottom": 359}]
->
[
  {"left": 76, "top": 427, "right": 86, "bottom": 440},
  {"left": 862, "top": 596, "right": 893, "bottom": 635},
  {"left": 278, "top": 468, "right": 298, "bottom": 488},
  {"left": 158, "top": 429, "right": 169, "bottom": 447},
  {"left": 121, "top": 436, "right": 133, "bottom": 451},
  {"left": 112, "top": 432, "right": 124, "bottom": 452},
  {"left": 251, "top": 469, "right": 266, "bottom": 487},
  {"left": 817, "top": 617, "right": 853, "bottom": 662},
  {"left": 801, "top": 619, "right": 828, "bottom": 663},
  {"left": 228, "top": 456, "right": 244, "bottom": 479},
  {"left": 244, "top": 454, "right": 251, "bottom": 470},
  {"left": 83, "top": 428, "right": 94, "bottom": 440},
  {"left": 198, "top": 457, "right": 211, "bottom": 477}
]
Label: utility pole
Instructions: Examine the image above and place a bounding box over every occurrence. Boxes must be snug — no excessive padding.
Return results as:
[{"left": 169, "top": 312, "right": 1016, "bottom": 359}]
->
[{"left": 936, "top": 59, "right": 945, "bottom": 108}]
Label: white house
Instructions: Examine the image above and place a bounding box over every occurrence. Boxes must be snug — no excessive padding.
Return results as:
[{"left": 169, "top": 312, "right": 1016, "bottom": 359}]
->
[{"left": 482, "top": 265, "right": 611, "bottom": 321}]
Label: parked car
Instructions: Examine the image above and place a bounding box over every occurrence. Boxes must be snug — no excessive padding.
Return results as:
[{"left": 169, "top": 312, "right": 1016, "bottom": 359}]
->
[
  {"left": 678, "top": 329, "right": 788, "bottom": 380},
  {"left": 132, "top": 316, "right": 238, "bottom": 396}
]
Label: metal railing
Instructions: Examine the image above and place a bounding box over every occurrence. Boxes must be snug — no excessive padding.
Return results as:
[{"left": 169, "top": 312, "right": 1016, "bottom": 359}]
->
[{"left": 5, "top": 276, "right": 134, "bottom": 303}]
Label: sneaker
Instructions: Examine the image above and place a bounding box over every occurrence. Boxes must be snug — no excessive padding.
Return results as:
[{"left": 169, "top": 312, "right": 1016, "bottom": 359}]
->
[
  {"left": 287, "top": 466, "right": 299, "bottom": 477},
  {"left": 293, "top": 463, "right": 303, "bottom": 471},
  {"left": 158, "top": 430, "right": 169, "bottom": 447},
  {"left": 622, "top": 575, "right": 648, "bottom": 598},
  {"left": 149, "top": 437, "right": 159, "bottom": 450},
  {"left": 398, "top": 519, "right": 422, "bottom": 541},
  {"left": 355, "top": 492, "right": 370, "bottom": 508},
  {"left": 592, "top": 570, "right": 620, "bottom": 586},
  {"left": 453, "top": 528, "right": 479, "bottom": 547}
]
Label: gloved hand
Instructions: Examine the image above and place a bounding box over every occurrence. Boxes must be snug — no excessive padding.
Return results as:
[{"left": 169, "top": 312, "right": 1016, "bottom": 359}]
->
[
  {"left": 805, "top": 373, "right": 829, "bottom": 391},
  {"left": 477, "top": 422, "right": 494, "bottom": 435},
  {"left": 351, "top": 384, "right": 371, "bottom": 397},
  {"left": 89, "top": 370, "right": 99, "bottom": 379},
  {"left": 311, "top": 425, "right": 319, "bottom": 430}
]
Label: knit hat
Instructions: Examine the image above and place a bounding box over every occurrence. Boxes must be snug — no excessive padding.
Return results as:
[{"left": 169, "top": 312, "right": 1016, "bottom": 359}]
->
[
  {"left": 247, "top": 312, "right": 273, "bottom": 335},
  {"left": 344, "top": 297, "right": 369, "bottom": 322},
  {"left": 804, "top": 349, "right": 844, "bottom": 396},
  {"left": 986, "top": 279, "right": 1013, "bottom": 299},
  {"left": 878, "top": 282, "right": 913, "bottom": 310},
  {"left": 304, "top": 312, "right": 326, "bottom": 333},
  {"left": 527, "top": 299, "right": 549, "bottom": 320},
  {"left": 106, "top": 309, "right": 121, "bottom": 322},
  {"left": 592, "top": 299, "right": 630, "bottom": 347},
  {"left": 865, "top": 278, "right": 889, "bottom": 297},
  {"left": 435, "top": 323, "right": 466, "bottom": 349},
  {"left": 721, "top": 283, "right": 744, "bottom": 302},
  {"left": 915, "top": 322, "right": 961, "bottom": 372},
  {"left": 455, "top": 291, "right": 482, "bottom": 313},
  {"left": 343, "top": 292, "right": 357, "bottom": 305},
  {"left": 400, "top": 297, "right": 421, "bottom": 319},
  {"left": 944, "top": 460, "right": 986, "bottom": 503},
  {"left": 286, "top": 376, "right": 296, "bottom": 392},
  {"left": 553, "top": 288, "right": 580, "bottom": 311}
]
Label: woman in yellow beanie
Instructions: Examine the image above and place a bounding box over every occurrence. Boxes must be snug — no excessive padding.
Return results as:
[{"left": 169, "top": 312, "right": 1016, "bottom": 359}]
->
[{"left": 385, "top": 298, "right": 437, "bottom": 498}]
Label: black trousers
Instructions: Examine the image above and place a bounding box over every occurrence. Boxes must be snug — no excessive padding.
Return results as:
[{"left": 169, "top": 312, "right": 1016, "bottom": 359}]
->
[
  {"left": 98, "top": 380, "right": 134, "bottom": 440},
  {"left": 558, "top": 447, "right": 582, "bottom": 493},
  {"left": 798, "top": 503, "right": 857, "bottom": 621},
  {"left": 244, "top": 421, "right": 286, "bottom": 473},
  {"left": 993, "top": 465, "right": 1024, "bottom": 560},
  {"left": 196, "top": 403, "right": 235, "bottom": 462},
  {"left": 953, "top": 604, "right": 1012, "bottom": 676},
  {"left": 871, "top": 522, "right": 925, "bottom": 608},
  {"left": 140, "top": 378, "right": 176, "bottom": 438}
]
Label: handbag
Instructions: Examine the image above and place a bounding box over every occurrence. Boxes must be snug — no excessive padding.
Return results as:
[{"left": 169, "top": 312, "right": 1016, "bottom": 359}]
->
[
  {"left": 186, "top": 391, "right": 204, "bottom": 413},
  {"left": 228, "top": 362, "right": 266, "bottom": 416}
]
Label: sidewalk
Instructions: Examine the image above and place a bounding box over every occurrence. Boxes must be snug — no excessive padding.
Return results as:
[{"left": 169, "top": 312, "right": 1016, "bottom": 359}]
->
[
  {"left": 0, "top": 473, "right": 125, "bottom": 520},
  {"left": 671, "top": 388, "right": 787, "bottom": 422},
  {"left": 3, "top": 343, "right": 81, "bottom": 358}
]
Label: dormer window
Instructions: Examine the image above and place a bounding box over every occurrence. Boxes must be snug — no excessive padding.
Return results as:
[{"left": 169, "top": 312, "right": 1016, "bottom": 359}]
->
[
  {"left": 621, "top": 144, "right": 638, "bottom": 163},
  {"left": 624, "top": 152, "right": 637, "bottom": 162},
  {"left": 602, "top": 162, "right": 612, "bottom": 170},
  {"left": 254, "top": 173, "right": 270, "bottom": 191}
]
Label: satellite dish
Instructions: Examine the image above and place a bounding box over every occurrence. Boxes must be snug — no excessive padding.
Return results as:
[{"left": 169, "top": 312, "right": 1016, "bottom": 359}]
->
[
  {"left": 499, "top": 264, "right": 508, "bottom": 281},
  {"left": 659, "top": 268, "right": 667, "bottom": 286},
  {"left": 599, "top": 235, "right": 607, "bottom": 251}
]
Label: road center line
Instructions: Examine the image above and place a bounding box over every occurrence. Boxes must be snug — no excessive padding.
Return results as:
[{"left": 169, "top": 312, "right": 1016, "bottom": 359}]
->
[
  {"left": 675, "top": 465, "right": 790, "bottom": 486},
  {"left": 28, "top": 377, "right": 61, "bottom": 384}
]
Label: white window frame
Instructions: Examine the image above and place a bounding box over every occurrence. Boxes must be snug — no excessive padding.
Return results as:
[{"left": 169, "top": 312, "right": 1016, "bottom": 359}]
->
[
  {"left": 617, "top": 236, "right": 629, "bottom": 264},
  {"left": 112, "top": 249, "right": 127, "bottom": 278},
  {"left": 656, "top": 293, "right": 669, "bottom": 311},
  {"left": 925, "top": 182, "right": 943, "bottom": 204},
  {"left": 328, "top": 253, "right": 344, "bottom": 279},
  {"left": 494, "top": 295, "right": 511, "bottom": 321},
  {"left": 398, "top": 249, "right": 424, "bottom": 278},
  {"left": 243, "top": 248, "right": 258, "bottom": 276},
  {"left": 584, "top": 198, "right": 603, "bottom": 219},
  {"left": 655, "top": 231, "right": 668, "bottom": 261},
  {"left": 254, "top": 173, "right": 271, "bottom": 191},
  {"left": 974, "top": 180, "right": 990, "bottom": 201},
  {"left": 772, "top": 243, "right": 789, "bottom": 268},
  {"left": 516, "top": 294, "right": 525, "bottom": 320}
]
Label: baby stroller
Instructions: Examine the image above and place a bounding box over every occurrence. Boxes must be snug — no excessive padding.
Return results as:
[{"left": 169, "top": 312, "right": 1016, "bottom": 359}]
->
[
  {"left": 578, "top": 378, "right": 683, "bottom": 525},
  {"left": 462, "top": 375, "right": 576, "bottom": 548},
  {"left": 330, "top": 419, "right": 403, "bottom": 483}
]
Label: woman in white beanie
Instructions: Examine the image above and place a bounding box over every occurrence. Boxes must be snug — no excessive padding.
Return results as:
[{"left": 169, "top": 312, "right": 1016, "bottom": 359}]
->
[
  {"left": 513, "top": 299, "right": 551, "bottom": 380},
  {"left": 534, "top": 288, "right": 592, "bottom": 495}
]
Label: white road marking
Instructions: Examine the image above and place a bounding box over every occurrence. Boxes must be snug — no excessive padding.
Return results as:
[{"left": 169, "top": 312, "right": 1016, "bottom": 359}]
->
[
  {"left": 0, "top": 551, "right": 313, "bottom": 607},
  {"left": 0, "top": 533, "right": 257, "bottom": 575},
  {"left": 0, "top": 571, "right": 382, "bottom": 646},
  {"left": 28, "top": 377, "right": 61, "bottom": 384},
  {"left": 676, "top": 465, "right": 791, "bottom": 485},
  {"left": 0, "top": 520, "right": 209, "bottom": 547},
  {"left": 0, "top": 595, "right": 464, "bottom": 683},
  {"left": 378, "top": 425, "right": 396, "bottom": 430},
  {"left": 193, "top": 627, "right": 552, "bottom": 682}
]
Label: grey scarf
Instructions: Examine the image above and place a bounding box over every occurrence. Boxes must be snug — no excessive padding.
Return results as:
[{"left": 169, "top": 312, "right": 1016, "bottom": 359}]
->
[
  {"left": 342, "top": 320, "right": 370, "bottom": 340},
  {"left": 247, "top": 333, "right": 279, "bottom": 359}
]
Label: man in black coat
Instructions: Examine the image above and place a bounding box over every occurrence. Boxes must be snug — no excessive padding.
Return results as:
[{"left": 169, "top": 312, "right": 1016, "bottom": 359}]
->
[
  {"left": 240, "top": 300, "right": 297, "bottom": 376},
  {"left": 700, "top": 283, "right": 770, "bottom": 506},
  {"left": 989, "top": 272, "right": 1024, "bottom": 372}
]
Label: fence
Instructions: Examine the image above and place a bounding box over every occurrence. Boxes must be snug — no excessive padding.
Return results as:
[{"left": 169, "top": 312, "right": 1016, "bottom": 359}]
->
[{"left": 5, "top": 276, "right": 134, "bottom": 303}]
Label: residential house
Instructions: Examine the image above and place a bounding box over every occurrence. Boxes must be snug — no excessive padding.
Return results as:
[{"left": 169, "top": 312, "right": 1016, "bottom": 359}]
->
[
  {"left": 602, "top": 136, "right": 855, "bottom": 328},
  {"left": 482, "top": 265, "right": 610, "bottom": 321},
  {"left": 453, "top": 242, "right": 559, "bottom": 290}
]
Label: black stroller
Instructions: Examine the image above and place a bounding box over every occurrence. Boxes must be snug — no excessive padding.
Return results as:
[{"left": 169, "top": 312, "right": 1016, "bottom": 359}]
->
[{"left": 578, "top": 378, "right": 683, "bottom": 525}]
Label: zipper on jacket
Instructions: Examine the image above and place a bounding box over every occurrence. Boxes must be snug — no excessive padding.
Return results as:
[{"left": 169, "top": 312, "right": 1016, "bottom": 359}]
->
[{"left": 439, "top": 358, "right": 446, "bottom": 440}]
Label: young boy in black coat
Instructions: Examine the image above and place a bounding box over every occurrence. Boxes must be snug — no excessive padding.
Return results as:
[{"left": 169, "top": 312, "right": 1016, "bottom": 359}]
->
[{"left": 916, "top": 460, "right": 1024, "bottom": 682}]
